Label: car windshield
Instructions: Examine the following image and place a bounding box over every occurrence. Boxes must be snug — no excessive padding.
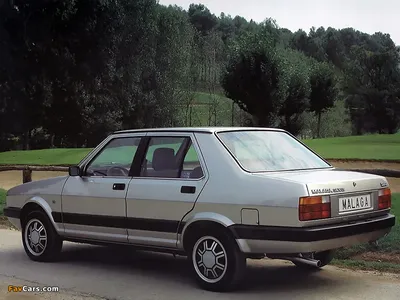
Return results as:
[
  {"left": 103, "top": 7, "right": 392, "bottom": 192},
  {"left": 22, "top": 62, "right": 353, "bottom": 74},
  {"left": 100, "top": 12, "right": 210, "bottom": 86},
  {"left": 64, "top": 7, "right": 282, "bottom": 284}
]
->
[{"left": 217, "top": 130, "right": 331, "bottom": 172}]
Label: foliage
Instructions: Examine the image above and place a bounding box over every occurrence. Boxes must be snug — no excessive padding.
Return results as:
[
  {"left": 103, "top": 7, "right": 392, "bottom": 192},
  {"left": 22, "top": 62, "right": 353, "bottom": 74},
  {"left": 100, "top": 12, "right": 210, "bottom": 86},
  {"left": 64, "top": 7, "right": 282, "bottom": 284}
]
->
[
  {"left": 0, "top": 1, "right": 400, "bottom": 151},
  {"left": 0, "top": 189, "right": 6, "bottom": 215},
  {"left": 344, "top": 41, "right": 400, "bottom": 134},
  {"left": 278, "top": 49, "right": 313, "bottom": 135},
  {"left": 221, "top": 27, "right": 286, "bottom": 126},
  {"left": 1, "top": 133, "right": 400, "bottom": 166},
  {"left": 309, "top": 62, "right": 338, "bottom": 137},
  {"left": 300, "top": 100, "right": 352, "bottom": 139},
  {"left": 334, "top": 193, "right": 400, "bottom": 265}
]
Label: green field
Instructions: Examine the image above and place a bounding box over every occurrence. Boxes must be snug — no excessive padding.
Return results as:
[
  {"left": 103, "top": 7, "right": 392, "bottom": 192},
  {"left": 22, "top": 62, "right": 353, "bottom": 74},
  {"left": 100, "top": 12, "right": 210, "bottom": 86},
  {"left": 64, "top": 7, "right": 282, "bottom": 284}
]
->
[
  {"left": 0, "top": 143, "right": 200, "bottom": 166},
  {"left": 303, "top": 133, "right": 400, "bottom": 161},
  {"left": 0, "top": 189, "right": 6, "bottom": 215},
  {"left": 335, "top": 193, "right": 400, "bottom": 258},
  {"left": 186, "top": 92, "right": 244, "bottom": 127},
  {"left": 1, "top": 133, "right": 400, "bottom": 165},
  {"left": 333, "top": 193, "right": 400, "bottom": 271}
]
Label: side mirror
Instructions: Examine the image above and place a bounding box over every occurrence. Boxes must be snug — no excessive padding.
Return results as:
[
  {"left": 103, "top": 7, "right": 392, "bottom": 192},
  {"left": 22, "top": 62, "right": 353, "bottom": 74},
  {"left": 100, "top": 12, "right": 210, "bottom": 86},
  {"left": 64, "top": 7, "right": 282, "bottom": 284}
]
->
[{"left": 68, "top": 166, "right": 81, "bottom": 177}]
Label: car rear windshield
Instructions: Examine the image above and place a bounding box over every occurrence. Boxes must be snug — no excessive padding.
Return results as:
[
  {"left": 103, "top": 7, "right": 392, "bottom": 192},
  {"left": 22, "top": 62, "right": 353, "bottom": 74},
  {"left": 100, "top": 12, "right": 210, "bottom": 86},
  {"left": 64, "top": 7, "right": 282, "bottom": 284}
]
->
[{"left": 216, "top": 130, "right": 331, "bottom": 172}]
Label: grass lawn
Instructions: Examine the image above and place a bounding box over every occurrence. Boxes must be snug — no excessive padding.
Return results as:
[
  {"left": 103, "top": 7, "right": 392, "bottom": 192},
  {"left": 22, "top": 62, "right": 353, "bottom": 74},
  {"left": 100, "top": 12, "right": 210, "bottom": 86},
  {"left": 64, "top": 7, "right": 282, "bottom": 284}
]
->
[
  {"left": 337, "top": 193, "right": 400, "bottom": 256},
  {"left": 333, "top": 193, "right": 400, "bottom": 271},
  {"left": 0, "top": 148, "right": 92, "bottom": 166},
  {"left": 190, "top": 92, "right": 238, "bottom": 127},
  {"left": 0, "top": 143, "right": 200, "bottom": 166},
  {"left": 1, "top": 133, "right": 400, "bottom": 166},
  {"left": 303, "top": 133, "right": 400, "bottom": 161},
  {"left": 0, "top": 188, "right": 6, "bottom": 216}
]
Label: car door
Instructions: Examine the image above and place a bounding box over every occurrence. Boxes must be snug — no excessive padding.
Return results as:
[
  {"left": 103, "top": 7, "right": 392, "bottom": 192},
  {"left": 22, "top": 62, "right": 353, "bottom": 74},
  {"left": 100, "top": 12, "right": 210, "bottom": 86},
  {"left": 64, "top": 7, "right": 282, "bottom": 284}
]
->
[
  {"left": 61, "top": 134, "right": 144, "bottom": 243},
  {"left": 126, "top": 132, "right": 208, "bottom": 249}
]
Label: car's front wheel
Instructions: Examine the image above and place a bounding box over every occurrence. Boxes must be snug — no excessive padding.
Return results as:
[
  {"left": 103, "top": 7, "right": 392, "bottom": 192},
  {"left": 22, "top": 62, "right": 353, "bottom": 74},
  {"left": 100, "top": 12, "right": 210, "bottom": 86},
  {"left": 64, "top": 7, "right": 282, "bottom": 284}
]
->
[
  {"left": 188, "top": 230, "right": 246, "bottom": 292},
  {"left": 22, "top": 210, "right": 63, "bottom": 262}
]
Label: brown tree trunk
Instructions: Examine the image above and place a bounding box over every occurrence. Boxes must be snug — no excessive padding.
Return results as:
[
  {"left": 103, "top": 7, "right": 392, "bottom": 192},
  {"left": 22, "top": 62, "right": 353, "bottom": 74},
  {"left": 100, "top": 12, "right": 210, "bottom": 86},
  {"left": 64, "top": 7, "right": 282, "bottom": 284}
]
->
[
  {"left": 317, "top": 112, "right": 322, "bottom": 138},
  {"left": 23, "top": 130, "right": 31, "bottom": 150}
]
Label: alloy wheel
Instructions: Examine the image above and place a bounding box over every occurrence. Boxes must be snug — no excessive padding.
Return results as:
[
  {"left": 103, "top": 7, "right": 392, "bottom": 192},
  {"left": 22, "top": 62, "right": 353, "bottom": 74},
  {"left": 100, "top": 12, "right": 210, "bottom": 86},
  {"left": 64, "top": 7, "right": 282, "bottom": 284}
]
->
[
  {"left": 24, "top": 218, "right": 48, "bottom": 256},
  {"left": 192, "top": 236, "right": 228, "bottom": 283}
]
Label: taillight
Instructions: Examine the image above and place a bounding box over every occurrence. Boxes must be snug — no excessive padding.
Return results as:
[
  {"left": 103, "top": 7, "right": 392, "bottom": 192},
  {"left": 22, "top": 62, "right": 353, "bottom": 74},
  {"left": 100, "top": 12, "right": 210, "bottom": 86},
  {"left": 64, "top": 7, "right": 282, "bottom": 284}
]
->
[
  {"left": 299, "top": 196, "right": 331, "bottom": 221},
  {"left": 378, "top": 188, "right": 391, "bottom": 210}
]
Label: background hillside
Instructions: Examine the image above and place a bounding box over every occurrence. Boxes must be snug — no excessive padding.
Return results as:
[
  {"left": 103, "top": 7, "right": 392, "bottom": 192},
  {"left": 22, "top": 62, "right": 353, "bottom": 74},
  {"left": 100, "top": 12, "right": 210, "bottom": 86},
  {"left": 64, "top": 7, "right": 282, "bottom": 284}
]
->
[{"left": 0, "top": 1, "right": 399, "bottom": 151}]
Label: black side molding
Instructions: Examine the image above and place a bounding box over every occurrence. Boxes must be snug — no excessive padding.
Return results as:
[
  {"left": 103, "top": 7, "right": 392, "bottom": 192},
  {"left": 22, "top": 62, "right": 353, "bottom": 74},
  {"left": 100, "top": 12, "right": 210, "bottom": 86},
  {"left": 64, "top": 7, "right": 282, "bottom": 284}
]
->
[
  {"left": 3, "top": 207, "right": 21, "bottom": 219},
  {"left": 229, "top": 215, "right": 396, "bottom": 242},
  {"left": 51, "top": 212, "right": 186, "bottom": 233}
]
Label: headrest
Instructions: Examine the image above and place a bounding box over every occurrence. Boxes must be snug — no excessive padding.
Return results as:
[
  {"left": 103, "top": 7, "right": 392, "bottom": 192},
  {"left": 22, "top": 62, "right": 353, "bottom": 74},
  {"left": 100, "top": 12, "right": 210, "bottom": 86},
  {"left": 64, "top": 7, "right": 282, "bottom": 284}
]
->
[
  {"left": 152, "top": 148, "right": 176, "bottom": 171},
  {"left": 190, "top": 166, "right": 204, "bottom": 179}
]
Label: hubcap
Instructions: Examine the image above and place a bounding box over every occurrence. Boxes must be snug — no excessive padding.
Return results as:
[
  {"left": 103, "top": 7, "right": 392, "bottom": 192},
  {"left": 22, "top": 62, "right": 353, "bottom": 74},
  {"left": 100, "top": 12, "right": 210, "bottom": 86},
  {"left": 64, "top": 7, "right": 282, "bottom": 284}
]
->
[
  {"left": 24, "top": 219, "right": 47, "bottom": 256},
  {"left": 192, "top": 236, "right": 227, "bottom": 283}
]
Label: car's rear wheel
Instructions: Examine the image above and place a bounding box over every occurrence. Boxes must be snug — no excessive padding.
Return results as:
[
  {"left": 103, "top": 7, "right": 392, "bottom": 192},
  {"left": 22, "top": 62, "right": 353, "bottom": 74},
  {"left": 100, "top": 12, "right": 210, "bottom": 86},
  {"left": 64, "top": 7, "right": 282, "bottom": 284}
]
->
[
  {"left": 292, "top": 250, "right": 335, "bottom": 269},
  {"left": 22, "top": 210, "right": 63, "bottom": 262},
  {"left": 188, "top": 229, "right": 246, "bottom": 292}
]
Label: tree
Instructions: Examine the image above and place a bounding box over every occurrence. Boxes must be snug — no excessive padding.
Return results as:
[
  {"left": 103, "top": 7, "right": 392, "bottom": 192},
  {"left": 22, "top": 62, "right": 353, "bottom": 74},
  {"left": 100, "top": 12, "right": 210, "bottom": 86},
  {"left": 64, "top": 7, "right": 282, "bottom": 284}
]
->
[
  {"left": 309, "top": 62, "right": 338, "bottom": 138},
  {"left": 279, "top": 49, "right": 312, "bottom": 135},
  {"left": 221, "top": 31, "right": 287, "bottom": 126},
  {"left": 188, "top": 3, "right": 217, "bottom": 35},
  {"left": 344, "top": 43, "right": 400, "bottom": 134}
]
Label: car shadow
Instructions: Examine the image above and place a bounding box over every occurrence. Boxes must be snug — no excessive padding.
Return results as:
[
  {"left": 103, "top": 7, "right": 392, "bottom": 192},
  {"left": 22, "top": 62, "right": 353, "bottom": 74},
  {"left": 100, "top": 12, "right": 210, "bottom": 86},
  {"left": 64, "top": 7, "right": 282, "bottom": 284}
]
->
[{"left": 54, "top": 242, "right": 333, "bottom": 292}]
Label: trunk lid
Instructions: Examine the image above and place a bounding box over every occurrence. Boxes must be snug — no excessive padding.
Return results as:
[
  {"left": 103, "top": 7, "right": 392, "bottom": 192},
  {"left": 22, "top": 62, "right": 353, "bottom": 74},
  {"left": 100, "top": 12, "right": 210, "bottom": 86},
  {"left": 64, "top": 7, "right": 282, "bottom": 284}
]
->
[
  {"left": 256, "top": 168, "right": 390, "bottom": 225},
  {"left": 259, "top": 168, "right": 388, "bottom": 194}
]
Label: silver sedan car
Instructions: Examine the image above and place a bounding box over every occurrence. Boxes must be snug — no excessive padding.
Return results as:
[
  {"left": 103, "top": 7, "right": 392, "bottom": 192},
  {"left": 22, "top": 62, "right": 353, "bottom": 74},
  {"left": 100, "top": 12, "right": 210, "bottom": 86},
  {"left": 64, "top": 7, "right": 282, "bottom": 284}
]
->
[{"left": 4, "top": 127, "right": 395, "bottom": 291}]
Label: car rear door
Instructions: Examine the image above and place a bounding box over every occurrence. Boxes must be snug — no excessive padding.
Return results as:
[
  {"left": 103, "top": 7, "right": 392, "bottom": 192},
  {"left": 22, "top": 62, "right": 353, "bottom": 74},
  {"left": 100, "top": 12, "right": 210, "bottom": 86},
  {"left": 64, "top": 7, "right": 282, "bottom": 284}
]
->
[
  {"left": 125, "top": 132, "right": 208, "bottom": 249},
  {"left": 60, "top": 134, "right": 144, "bottom": 243}
]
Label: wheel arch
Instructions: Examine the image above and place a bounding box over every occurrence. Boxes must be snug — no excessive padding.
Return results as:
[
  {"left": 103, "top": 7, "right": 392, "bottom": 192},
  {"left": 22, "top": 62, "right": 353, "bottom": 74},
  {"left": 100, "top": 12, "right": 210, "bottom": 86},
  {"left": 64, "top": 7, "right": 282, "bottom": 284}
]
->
[
  {"left": 20, "top": 197, "right": 62, "bottom": 233},
  {"left": 180, "top": 212, "right": 240, "bottom": 252}
]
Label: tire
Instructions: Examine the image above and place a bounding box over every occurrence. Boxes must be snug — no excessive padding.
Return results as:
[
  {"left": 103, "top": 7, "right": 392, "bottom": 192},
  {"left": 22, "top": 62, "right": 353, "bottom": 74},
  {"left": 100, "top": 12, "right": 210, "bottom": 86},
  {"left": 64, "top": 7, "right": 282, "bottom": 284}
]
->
[
  {"left": 21, "top": 210, "right": 63, "bottom": 262},
  {"left": 188, "top": 229, "right": 246, "bottom": 292},
  {"left": 292, "top": 250, "right": 335, "bottom": 269}
]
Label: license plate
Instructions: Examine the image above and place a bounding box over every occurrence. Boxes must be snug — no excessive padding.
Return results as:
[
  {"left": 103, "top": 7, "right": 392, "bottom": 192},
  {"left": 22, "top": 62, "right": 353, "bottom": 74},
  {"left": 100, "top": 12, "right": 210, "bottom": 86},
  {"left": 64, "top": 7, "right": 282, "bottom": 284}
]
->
[{"left": 339, "top": 194, "right": 372, "bottom": 214}]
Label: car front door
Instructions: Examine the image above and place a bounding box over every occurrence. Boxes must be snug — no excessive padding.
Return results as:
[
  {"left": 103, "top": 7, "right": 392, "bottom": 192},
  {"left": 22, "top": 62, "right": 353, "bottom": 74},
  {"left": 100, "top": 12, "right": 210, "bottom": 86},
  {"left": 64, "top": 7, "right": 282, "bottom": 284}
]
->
[
  {"left": 125, "top": 132, "right": 208, "bottom": 249},
  {"left": 60, "top": 134, "right": 144, "bottom": 243}
]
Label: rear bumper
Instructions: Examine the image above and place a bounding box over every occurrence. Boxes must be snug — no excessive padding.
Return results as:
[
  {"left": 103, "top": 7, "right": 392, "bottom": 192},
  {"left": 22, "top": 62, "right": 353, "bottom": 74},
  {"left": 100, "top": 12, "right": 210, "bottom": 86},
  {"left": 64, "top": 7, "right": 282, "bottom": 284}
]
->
[{"left": 229, "top": 214, "right": 395, "bottom": 254}]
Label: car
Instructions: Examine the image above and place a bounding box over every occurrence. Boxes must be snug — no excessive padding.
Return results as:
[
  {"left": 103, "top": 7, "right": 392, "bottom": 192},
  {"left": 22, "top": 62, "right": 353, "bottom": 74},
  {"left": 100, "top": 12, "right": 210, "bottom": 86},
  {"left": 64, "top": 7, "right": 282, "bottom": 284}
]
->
[{"left": 4, "top": 127, "right": 395, "bottom": 291}]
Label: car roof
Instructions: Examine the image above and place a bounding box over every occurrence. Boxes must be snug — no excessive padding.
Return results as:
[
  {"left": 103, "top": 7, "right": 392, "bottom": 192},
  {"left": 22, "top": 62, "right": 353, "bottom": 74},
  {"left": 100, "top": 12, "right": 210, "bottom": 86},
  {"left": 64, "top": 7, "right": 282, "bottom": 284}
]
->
[{"left": 113, "top": 127, "right": 286, "bottom": 134}]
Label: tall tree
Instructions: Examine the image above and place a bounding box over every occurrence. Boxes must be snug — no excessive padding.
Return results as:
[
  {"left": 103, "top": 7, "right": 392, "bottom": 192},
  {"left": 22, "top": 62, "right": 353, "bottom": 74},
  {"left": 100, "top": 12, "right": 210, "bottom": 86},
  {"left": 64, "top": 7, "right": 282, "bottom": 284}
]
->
[
  {"left": 221, "top": 30, "right": 287, "bottom": 126},
  {"left": 188, "top": 3, "right": 217, "bottom": 35},
  {"left": 279, "top": 49, "right": 312, "bottom": 135},
  {"left": 309, "top": 62, "right": 338, "bottom": 138},
  {"left": 344, "top": 44, "right": 400, "bottom": 133}
]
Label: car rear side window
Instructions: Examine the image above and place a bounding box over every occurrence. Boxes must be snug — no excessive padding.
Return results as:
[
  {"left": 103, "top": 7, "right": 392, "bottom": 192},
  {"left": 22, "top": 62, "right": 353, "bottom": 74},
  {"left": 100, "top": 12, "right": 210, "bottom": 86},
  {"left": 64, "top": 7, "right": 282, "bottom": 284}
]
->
[
  {"left": 181, "top": 144, "right": 204, "bottom": 179},
  {"left": 140, "top": 137, "right": 186, "bottom": 178},
  {"left": 140, "top": 137, "right": 204, "bottom": 179}
]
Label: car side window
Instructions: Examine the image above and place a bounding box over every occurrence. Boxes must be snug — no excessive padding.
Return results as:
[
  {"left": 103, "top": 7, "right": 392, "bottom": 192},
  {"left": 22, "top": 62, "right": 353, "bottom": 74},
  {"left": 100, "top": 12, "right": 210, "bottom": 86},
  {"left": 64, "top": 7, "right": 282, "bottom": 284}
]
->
[
  {"left": 180, "top": 144, "right": 204, "bottom": 179},
  {"left": 86, "top": 137, "right": 141, "bottom": 177},
  {"left": 140, "top": 136, "right": 189, "bottom": 178}
]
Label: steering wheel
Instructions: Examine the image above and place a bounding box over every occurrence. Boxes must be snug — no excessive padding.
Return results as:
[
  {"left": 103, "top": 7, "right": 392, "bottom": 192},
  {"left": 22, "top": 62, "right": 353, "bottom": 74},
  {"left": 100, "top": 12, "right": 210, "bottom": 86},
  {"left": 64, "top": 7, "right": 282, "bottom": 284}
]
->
[{"left": 106, "top": 166, "right": 129, "bottom": 177}]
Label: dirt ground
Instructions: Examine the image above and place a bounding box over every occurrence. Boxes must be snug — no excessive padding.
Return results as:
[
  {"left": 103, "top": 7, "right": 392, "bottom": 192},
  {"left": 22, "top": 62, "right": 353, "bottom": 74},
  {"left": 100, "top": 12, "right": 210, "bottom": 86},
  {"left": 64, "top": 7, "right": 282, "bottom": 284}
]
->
[
  {"left": 329, "top": 160, "right": 400, "bottom": 171},
  {"left": 0, "top": 171, "right": 67, "bottom": 190},
  {"left": 328, "top": 160, "right": 400, "bottom": 193},
  {"left": 353, "top": 252, "right": 400, "bottom": 265},
  {"left": 0, "top": 161, "right": 399, "bottom": 192}
]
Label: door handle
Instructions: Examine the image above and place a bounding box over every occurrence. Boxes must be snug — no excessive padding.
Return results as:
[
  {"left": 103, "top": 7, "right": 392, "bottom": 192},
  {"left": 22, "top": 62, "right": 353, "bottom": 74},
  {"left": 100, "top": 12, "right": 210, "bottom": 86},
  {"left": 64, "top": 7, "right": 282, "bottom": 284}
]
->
[
  {"left": 181, "top": 186, "right": 196, "bottom": 194},
  {"left": 113, "top": 183, "right": 126, "bottom": 191}
]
